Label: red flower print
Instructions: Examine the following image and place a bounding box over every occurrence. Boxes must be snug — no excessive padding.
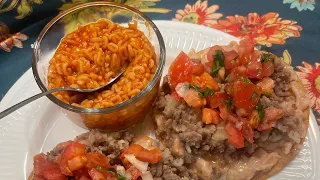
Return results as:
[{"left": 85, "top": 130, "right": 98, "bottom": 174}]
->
[
  {"left": 211, "top": 12, "right": 302, "bottom": 47},
  {"left": 296, "top": 62, "right": 320, "bottom": 114}
]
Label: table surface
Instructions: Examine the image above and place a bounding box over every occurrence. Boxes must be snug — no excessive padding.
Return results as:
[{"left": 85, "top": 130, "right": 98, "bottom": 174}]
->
[{"left": 0, "top": 0, "right": 319, "bottom": 129}]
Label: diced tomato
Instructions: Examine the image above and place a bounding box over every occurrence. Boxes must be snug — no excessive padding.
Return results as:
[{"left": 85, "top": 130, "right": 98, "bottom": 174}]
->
[
  {"left": 257, "top": 107, "right": 284, "bottom": 131},
  {"left": 121, "top": 144, "right": 162, "bottom": 164},
  {"left": 257, "top": 77, "right": 275, "bottom": 96},
  {"left": 225, "top": 122, "right": 244, "bottom": 149},
  {"left": 248, "top": 110, "right": 260, "bottom": 129},
  {"left": 126, "top": 166, "right": 142, "bottom": 180},
  {"left": 54, "top": 141, "right": 73, "bottom": 152},
  {"left": 224, "top": 83, "right": 234, "bottom": 96},
  {"left": 79, "top": 176, "right": 92, "bottom": 180},
  {"left": 251, "top": 50, "right": 263, "bottom": 62},
  {"left": 240, "top": 119, "right": 254, "bottom": 143},
  {"left": 183, "top": 89, "right": 206, "bottom": 108},
  {"left": 191, "top": 73, "right": 219, "bottom": 91},
  {"left": 88, "top": 168, "right": 117, "bottom": 180},
  {"left": 73, "top": 168, "right": 90, "bottom": 179},
  {"left": 202, "top": 108, "right": 213, "bottom": 124},
  {"left": 85, "top": 152, "right": 111, "bottom": 169},
  {"left": 68, "top": 156, "right": 87, "bottom": 171},
  {"left": 224, "top": 50, "right": 239, "bottom": 70},
  {"left": 200, "top": 72, "right": 219, "bottom": 90},
  {"left": 119, "top": 157, "right": 141, "bottom": 180},
  {"left": 204, "top": 61, "right": 214, "bottom": 69},
  {"left": 191, "top": 76, "right": 203, "bottom": 89},
  {"left": 104, "top": 170, "right": 119, "bottom": 180},
  {"left": 207, "top": 45, "right": 225, "bottom": 63},
  {"left": 33, "top": 177, "right": 43, "bottom": 180},
  {"left": 192, "top": 62, "right": 205, "bottom": 76},
  {"left": 168, "top": 52, "right": 193, "bottom": 90},
  {"left": 262, "top": 60, "right": 275, "bottom": 77},
  {"left": 88, "top": 168, "right": 104, "bottom": 180},
  {"left": 219, "top": 103, "right": 229, "bottom": 121},
  {"left": 170, "top": 91, "right": 182, "bottom": 100},
  {"left": 235, "top": 108, "right": 251, "bottom": 117},
  {"left": 207, "top": 92, "right": 230, "bottom": 108},
  {"left": 233, "top": 81, "right": 262, "bottom": 110},
  {"left": 40, "top": 169, "right": 69, "bottom": 180},
  {"left": 238, "top": 36, "right": 255, "bottom": 65},
  {"left": 226, "top": 66, "right": 247, "bottom": 83},
  {"left": 34, "top": 153, "right": 47, "bottom": 175},
  {"left": 246, "top": 60, "right": 263, "bottom": 79},
  {"left": 33, "top": 153, "right": 67, "bottom": 180},
  {"left": 57, "top": 142, "right": 86, "bottom": 176},
  {"left": 202, "top": 108, "right": 221, "bottom": 124}
]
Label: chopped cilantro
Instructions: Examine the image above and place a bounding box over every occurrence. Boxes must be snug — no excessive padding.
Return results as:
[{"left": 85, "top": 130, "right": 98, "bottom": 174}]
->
[
  {"left": 243, "top": 78, "right": 252, "bottom": 84},
  {"left": 189, "top": 84, "right": 214, "bottom": 97},
  {"left": 202, "top": 88, "right": 215, "bottom": 97},
  {"left": 250, "top": 92, "right": 259, "bottom": 100},
  {"left": 108, "top": 167, "right": 127, "bottom": 180},
  {"left": 223, "top": 99, "right": 234, "bottom": 112},
  {"left": 256, "top": 102, "right": 265, "bottom": 122},
  {"left": 189, "top": 84, "right": 201, "bottom": 92},
  {"left": 210, "top": 50, "right": 225, "bottom": 76},
  {"left": 94, "top": 165, "right": 104, "bottom": 171},
  {"left": 95, "top": 166, "right": 126, "bottom": 180},
  {"left": 261, "top": 53, "right": 274, "bottom": 63}
]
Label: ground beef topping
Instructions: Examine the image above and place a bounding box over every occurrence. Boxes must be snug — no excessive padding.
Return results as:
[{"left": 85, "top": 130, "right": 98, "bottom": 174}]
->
[{"left": 152, "top": 58, "right": 309, "bottom": 180}]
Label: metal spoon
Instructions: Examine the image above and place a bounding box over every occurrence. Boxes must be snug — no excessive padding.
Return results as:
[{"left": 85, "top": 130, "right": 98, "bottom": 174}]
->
[{"left": 0, "top": 63, "right": 128, "bottom": 119}]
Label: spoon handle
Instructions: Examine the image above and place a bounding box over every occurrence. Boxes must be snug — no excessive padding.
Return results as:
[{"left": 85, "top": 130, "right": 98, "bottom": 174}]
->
[{"left": 0, "top": 88, "right": 66, "bottom": 119}]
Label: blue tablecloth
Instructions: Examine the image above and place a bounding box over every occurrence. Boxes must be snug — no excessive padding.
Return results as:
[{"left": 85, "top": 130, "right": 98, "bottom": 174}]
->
[{"left": 0, "top": 0, "right": 319, "bottom": 128}]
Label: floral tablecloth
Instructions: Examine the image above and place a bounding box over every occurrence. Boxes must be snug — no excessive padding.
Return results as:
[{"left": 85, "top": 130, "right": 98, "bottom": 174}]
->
[{"left": 0, "top": 0, "right": 319, "bottom": 128}]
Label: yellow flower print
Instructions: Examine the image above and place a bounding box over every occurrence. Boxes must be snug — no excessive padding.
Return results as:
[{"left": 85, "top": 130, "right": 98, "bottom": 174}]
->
[
  {"left": 58, "top": 0, "right": 171, "bottom": 33},
  {"left": 282, "top": 50, "right": 292, "bottom": 65},
  {"left": 0, "top": 0, "right": 43, "bottom": 19}
]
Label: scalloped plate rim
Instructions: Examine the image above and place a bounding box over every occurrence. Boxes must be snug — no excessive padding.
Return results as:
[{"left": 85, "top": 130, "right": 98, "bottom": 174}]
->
[{"left": 0, "top": 20, "right": 319, "bottom": 180}]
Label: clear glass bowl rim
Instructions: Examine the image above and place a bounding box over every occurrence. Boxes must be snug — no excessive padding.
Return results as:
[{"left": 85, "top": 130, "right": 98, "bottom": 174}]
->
[{"left": 31, "top": 1, "right": 166, "bottom": 114}]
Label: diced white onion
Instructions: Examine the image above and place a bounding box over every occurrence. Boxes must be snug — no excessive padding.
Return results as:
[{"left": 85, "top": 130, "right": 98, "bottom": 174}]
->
[
  {"left": 141, "top": 171, "right": 154, "bottom": 180},
  {"left": 200, "top": 49, "right": 209, "bottom": 64},
  {"left": 124, "top": 154, "right": 149, "bottom": 172},
  {"left": 188, "top": 49, "right": 201, "bottom": 63},
  {"left": 116, "top": 165, "right": 125, "bottom": 173},
  {"left": 175, "top": 83, "right": 189, "bottom": 98},
  {"left": 116, "top": 165, "right": 132, "bottom": 180}
]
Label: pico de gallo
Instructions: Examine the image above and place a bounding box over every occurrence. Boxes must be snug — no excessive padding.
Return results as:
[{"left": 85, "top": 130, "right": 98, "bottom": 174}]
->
[
  {"left": 31, "top": 136, "right": 162, "bottom": 180},
  {"left": 168, "top": 37, "right": 284, "bottom": 149}
]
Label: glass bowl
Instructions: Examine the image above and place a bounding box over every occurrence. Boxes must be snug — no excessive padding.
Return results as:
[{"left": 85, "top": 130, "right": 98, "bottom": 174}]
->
[{"left": 31, "top": 2, "right": 165, "bottom": 131}]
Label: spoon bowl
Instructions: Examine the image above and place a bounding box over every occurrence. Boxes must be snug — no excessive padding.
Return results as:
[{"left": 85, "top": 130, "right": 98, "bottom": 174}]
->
[{"left": 0, "top": 62, "right": 128, "bottom": 119}]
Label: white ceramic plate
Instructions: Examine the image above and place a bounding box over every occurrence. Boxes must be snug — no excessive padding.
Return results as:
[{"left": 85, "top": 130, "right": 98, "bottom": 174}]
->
[{"left": 0, "top": 21, "right": 319, "bottom": 180}]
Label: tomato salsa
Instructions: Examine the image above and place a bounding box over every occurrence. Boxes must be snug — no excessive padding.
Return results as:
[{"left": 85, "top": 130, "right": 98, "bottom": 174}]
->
[
  {"left": 31, "top": 137, "right": 162, "bottom": 180},
  {"left": 168, "top": 38, "right": 284, "bottom": 149}
]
